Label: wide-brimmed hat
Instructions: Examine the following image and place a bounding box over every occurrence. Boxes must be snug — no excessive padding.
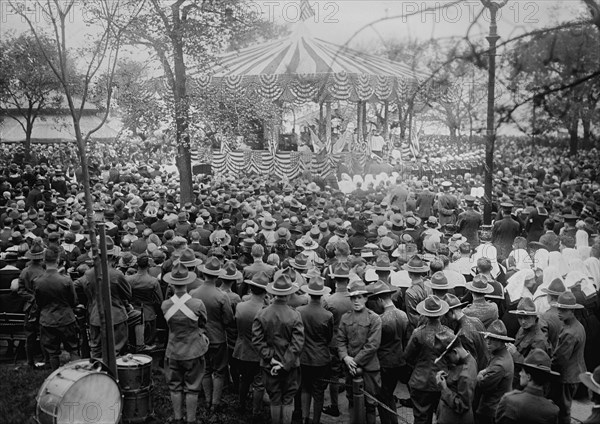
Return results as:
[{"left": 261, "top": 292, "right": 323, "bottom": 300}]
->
[
  {"left": 368, "top": 280, "right": 397, "bottom": 297},
  {"left": 277, "top": 227, "right": 291, "bottom": 241},
  {"left": 402, "top": 255, "right": 430, "bottom": 273},
  {"left": 485, "top": 279, "right": 506, "bottom": 300},
  {"left": 541, "top": 278, "right": 566, "bottom": 296},
  {"left": 416, "top": 295, "right": 450, "bottom": 317},
  {"left": 390, "top": 214, "right": 404, "bottom": 227},
  {"left": 449, "top": 233, "right": 467, "bottom": 244},
  {"left": 346, "top": 279, "right": 370, "bottom": 297},
  {"left": 267, "top": 274, "right": 299, "bottom": 296},
  {"left": 374, "top": 255, "right": 393, "bottom": 271},
  {"left": 209, "top": 229, "right": 231, "bottom": 246},
  {"left": 580, "top": 366, "right": 600, "bottom": 395},
  {"left": 509, "top": 297, "right": 538, "bottom": 316},
  {"left": 360, "top": 247, "right": 376, "bottom": 258},
  {"left": 555, "top": 291, "right": 584, "bottom": 309},
  {"left": 220, "top": 261, "right": 242, "bottom": 280},
  {"left": 379, "top": 237, "right": 395, "bottom": 252},
  {"left": 118, "top": 252, "right": 137, "bottom": 269},
  {"left": 302, "top": 276, "right": 331, "bottom": 296},
  {"left": 466, "top": 275, "right": 494, "bottom": 294},
  {"left": 426, "top": 216, "right": 441, "bottom": 229},
  {"left": 179, "top": 248, "right": 202, "bottom": 267},
  {"left": 290, "top": 253, "right": 310, "bottom": 270},
  {"left": 198, "top": 256, "right": 222, "bottom": 276},
  {"left": 296, "top": 235, "right": 319, "bottom": 250},
  {"left": 435, "top": 331, "right": 462, "bottom": 364},
  {"left": 425, "top": 271, "right": 452, "bottom": 290},
  {"left": 23, "top": 220, "right": 36, "bottom": 231},
  {"left": 330, "top": 262, "right": 351, "bottom": 278},
  {"left": 245, "top": 271, "right": 271, "bottom": 289},
  {"left": 261, "top": 216, "right": 277, "bottom": 230},
  {"left": 481, "top": 319, "right": 515, "bottom": 342},
  {"left": 241, "top": 220, "right": 259, "bottom": 232},
  {"left": 126, "top": 196, "right": 144, "bottom": 210},
  {"left": 516, "top": 348, "right": 559, "bottom": 376},
  {"left": 25, "top": 241, "right": 45, "bottom": 260},
  {"left": 443, "top": 293, "right": 468, "bottom": 310},
  {"left": 164, "top": 262, "right": 197, "bottom": 286}
]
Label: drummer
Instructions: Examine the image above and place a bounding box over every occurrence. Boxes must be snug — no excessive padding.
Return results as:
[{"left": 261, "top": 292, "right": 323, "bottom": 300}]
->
[{"left": 162, "top": 262, "right": 209, "bottom": 424}]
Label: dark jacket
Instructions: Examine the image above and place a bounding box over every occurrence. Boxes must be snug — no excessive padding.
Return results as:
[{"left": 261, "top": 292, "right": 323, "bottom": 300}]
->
[
  {"left": 495, "top": 385, "right": 559, "bottom": 424},
  {"left": 476, "top": 347, "right": 514, "bottom": 418},
  {"left": 551, "top": 316, "right": 586, "bottom": 384}
]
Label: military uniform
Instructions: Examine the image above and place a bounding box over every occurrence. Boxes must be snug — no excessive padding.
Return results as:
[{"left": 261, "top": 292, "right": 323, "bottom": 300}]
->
[
  {"left": 476, "top": 347, "right": 514, "bottom": 424},
  {"left": 463, "top": 298, "right": 498, "bottom": 329},
  {"left": 437, "top": 354, "right": 478, "bottom": 424},
  {"left": 495, "top": 386, "right": 559, "bottom": 424}
]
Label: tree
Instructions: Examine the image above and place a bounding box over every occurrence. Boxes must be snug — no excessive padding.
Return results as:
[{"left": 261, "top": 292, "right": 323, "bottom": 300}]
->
[
  {"left": 111, "top": 1, "right": 267, "bottom": 203},
  {"left": 0, "top": 33, "right": 63, "bottom": 162},
  {"left": 506, "top": 26, "right": 600, "bottom": 154}
]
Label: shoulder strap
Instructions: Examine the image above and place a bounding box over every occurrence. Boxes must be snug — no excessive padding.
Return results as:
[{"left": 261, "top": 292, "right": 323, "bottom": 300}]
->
[{"left": 164, "top": 293, "right": 197, "bottom": 322}]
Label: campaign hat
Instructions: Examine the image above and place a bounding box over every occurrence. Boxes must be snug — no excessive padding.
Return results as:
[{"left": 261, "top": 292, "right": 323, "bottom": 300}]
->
[
  {"left": 164, "top": 262, "right": 197, "bottom": 286},
  {"left": 480, "top": 319, "right": 515, "bottom": 342},
  {"left": 416, "top": 295, "right": 450, "bottom": 317}
]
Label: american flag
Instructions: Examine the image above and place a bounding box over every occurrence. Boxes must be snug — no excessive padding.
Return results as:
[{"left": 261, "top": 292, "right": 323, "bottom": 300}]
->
[
  {"left": 300, "top": 0, "right": 315, "bottom": 21},
  {"left": 410, "top": 129, "right": 421, "bottom": 158}
]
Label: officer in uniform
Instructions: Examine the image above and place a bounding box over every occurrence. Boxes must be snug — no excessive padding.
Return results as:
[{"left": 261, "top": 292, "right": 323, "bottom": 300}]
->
[{"left": 162, "top": 262, "right": 209, "bottom": 424}]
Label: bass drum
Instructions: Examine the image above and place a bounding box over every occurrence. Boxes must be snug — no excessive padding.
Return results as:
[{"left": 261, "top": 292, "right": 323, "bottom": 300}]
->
[{"left": 36, "top": 359, "right": 122, "bottom": 424}]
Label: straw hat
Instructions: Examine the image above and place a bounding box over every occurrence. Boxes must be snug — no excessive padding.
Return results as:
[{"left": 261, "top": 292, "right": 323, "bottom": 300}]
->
[
  {"left": 266, "top": 274, "right": 299, "bottom": 296},
  {"left": 416, "top": 295, "right": 450, "bottom": 317},
  {"left": 24, "top": 241, "right": 45, "bottom": 260},
  {"left": 209, "top": 230, "right": 231, "bottom": 246},
  {"left": 296, "top": 235, "right": 319, "bottom": 250},
  {"left": 509, "top": 297, "right": 538, "bottom": 316},
  {"left": 260, "top": 216, "right": 277, "bottom": 230},
  {"left": 480, "top": 319, "right": 515, "bottom": 342},
  {"left": 164, "top": 262, "right": 197, "bottom": 286}
]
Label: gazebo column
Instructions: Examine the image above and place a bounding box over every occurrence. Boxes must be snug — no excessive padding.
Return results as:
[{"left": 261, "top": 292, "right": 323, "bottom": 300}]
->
[
  {"left": 357, "top": 100, "right": 363, "bottom": 144},
  {"left": 325, "top": 101, "right": 332, "bottom": 151},
  {"left": 362, "top": 102, "right": 368, "bottom": 142}
]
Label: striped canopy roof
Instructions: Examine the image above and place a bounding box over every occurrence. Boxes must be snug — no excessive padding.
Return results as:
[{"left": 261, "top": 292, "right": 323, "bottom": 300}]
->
[{"left": 193, "top": 28, "right": 428, "bottom": 103}]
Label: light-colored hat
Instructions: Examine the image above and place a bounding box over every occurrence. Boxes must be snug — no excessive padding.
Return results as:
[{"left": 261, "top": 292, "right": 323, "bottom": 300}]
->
[
  {"left": 346, "top": 280, "right": 370, "bottom": 297},
  {"left": 580, "top": 365, "right": 600, "bottom": 395},
  {"left": 425, "top": 271, "right": 452, "bottom": 290},
  {"left": 302, "top": 276, "right": 331, "bottom": 296},
  {"left": 466, "top": 275, "right": 494, "bottom": 294}
]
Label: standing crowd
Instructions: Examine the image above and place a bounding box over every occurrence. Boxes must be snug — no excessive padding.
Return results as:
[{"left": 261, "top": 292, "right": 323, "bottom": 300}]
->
[{"left": 1, "top": 137, "right": 600, "bottom": 424}]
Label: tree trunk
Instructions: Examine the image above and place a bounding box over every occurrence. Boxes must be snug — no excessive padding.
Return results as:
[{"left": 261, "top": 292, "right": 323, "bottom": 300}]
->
[
  {"left": 171, "top": 5, "right": 193, "bottom": 204},
  {"left": 582, "top": 116, "right": 592, "bottom": 148},
  {"left": 24, "top": 121, "right": 33, "bottom": 164},
  {"left": 568, "top": 118, "right": 579, "bottom": 156}
]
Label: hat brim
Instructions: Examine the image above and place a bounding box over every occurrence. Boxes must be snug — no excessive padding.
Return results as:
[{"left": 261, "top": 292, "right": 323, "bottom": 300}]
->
[
  {"left": 466, "top": 282, "right": 494, "bottom": 294},
  {"left": 180, "top": 258, "right": 203, "bottom": 268},
  {"left": 266, "top": 282, "right": 299, "bottom": 296},
  {"left": 435, "top": 333, "right": 461, "bottom": 364},
  {"left": 425, "top": 281, "right": 453, "bottom": 290},
  {"left": 165, "top": 271, "right": 197, "bottom": 286},
  {"left": 416, "top": 301, "right": 450, "bottom": 317},
  {"left": 447, "top": 301, "right": 469, "bottom": 310},
  {"left": 480, "top": 331, "right": 515, "bottom": 342},
  {"left": 220, "top": 270, "right": 242, "bottom": 280},
  {"left": 509, "top": 309, "right": 539, "bottom": 316},
  {"left": 261, "top": 221, "right": 277, "bottom": 230},
  {"left": 330, "top": 273, "right": 350, "bottom": 279},
  {"left": 540, "top": 288, "right": 564, "bottom": 296},
  {"left": 580, "top": 372, "right": 600, "bottom": 395},
  {"left": 345, "top": 290, "right": 370, "bottom": 297},
  {"left": 244, "top": 279, "right": 269, "bottom": 289},
  {"left": 374, "top": 266, "right": 394, "bottom": 272},
  {"left": 402, "top": 265, "right": 430, "bottom": 273},
  {"left": 209, "top": 233, "right": 232, "bottom": 246},
  {"left": 555, "top": 302, "right": 584, "bottom": 309},
  {"left": 198, "top": 265, "right": 222, "bottom": 276},
  {"left": 368, "top": 288, "right": 397, "bottom": 297},
  {"left": 302, "top": 285, "right": 332, "bottom": 296},
  {"left": 516, "top": 361, "right": 560, "bottom": 376},
  {"left": 289, "top": 260, "right": 310, "bottom": 270}
]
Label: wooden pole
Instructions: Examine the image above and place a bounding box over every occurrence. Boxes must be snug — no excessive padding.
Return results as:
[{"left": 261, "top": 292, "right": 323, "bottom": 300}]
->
[
  {"left": 383, "top": 101, "right": 389, "bottom": 141},
  {"left": 325, "top": 101, "right": 332, "bottom": 151},
  {"left": 97, "top": 223, "right": 117, "bottom": 377},
  {"left": 357, "top": 101, "right": 363, "bottom": 145}
]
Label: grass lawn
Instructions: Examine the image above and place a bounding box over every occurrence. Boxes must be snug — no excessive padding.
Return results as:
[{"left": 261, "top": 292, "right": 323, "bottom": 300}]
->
[{"left": 0, "top": 360, "right": 267, "bottom": 424}]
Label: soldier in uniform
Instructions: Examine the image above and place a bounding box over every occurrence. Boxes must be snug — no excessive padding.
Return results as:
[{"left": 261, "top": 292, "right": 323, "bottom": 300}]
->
[
  {"left": 457, "top": 195, "right": 483, "bottom": 248},
  {"left": 539, "top": 278, "right": 566, "bottom": 349},
  {"left": 252, "top": 274, "right": 305, "bottom": 424},
  {"left": 492, "top": 203, "right": 521, "bottom": 262},
  {"left": 579, "top": 365, "right": 600, "bottom": 424},
  {"left": 495, "top": 349, "right": 559, "bottom": 424},
  {"left": 463, "top": 275, "right": 498, "bottom": 329},
  {"left": 437, "top": 181, "right": 459, "bottom": 227},
  {"left": 550, "top": 292, "right": 587, "bottom": 424},
  {"left": 507, "top": 297, "right": 551, "bottom": 367},
  {"left": 404, "top": 295, "right": 454, "bottom": 424},
  {"left": 162, "top": 262, "right": 209, "bottom": 424},
  {"left": 476, "top": 320, "right": 515, "bottom": 424},
  {"left": 337, "top": 279, "right": 382, "bottom": 424}
]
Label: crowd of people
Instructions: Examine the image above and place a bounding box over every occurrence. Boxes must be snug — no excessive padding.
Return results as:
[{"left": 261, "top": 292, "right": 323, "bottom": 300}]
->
[{"left": 1, "top": 135, "right": 600, "bottom": 424}]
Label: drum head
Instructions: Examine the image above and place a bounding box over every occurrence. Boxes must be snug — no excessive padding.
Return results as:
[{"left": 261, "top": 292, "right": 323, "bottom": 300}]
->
[
  {"left": 37, "top": 363, "right": 122, "bottom": 424},
  {"left": 117, "top": 354, "right": 152, "bottom": 367}
]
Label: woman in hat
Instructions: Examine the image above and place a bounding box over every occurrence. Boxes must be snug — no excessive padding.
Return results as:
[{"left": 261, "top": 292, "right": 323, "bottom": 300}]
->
[
  {"left": 252, "top": 274, "right": 305, "bottom": 424},
  {"left": 476, "top": 320, "right": 515, "bottom": 424},
  {"left": 579, "top": 365, "right": 600, "bottom": 424},
  {"left": 495, "top": 349, "right": 559, "bottom": 424},
  {"left": 550, "top": 291, "right": 587, "bottom": 424},
  {"left": 161, "top": 263, "right": 209, "bottom": 424},
  {"left": 337, "top": 279, "right": 383, "bottom": 424},
  {"left": 404, "top": 295, "right": 454, "bottom": 424}
]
